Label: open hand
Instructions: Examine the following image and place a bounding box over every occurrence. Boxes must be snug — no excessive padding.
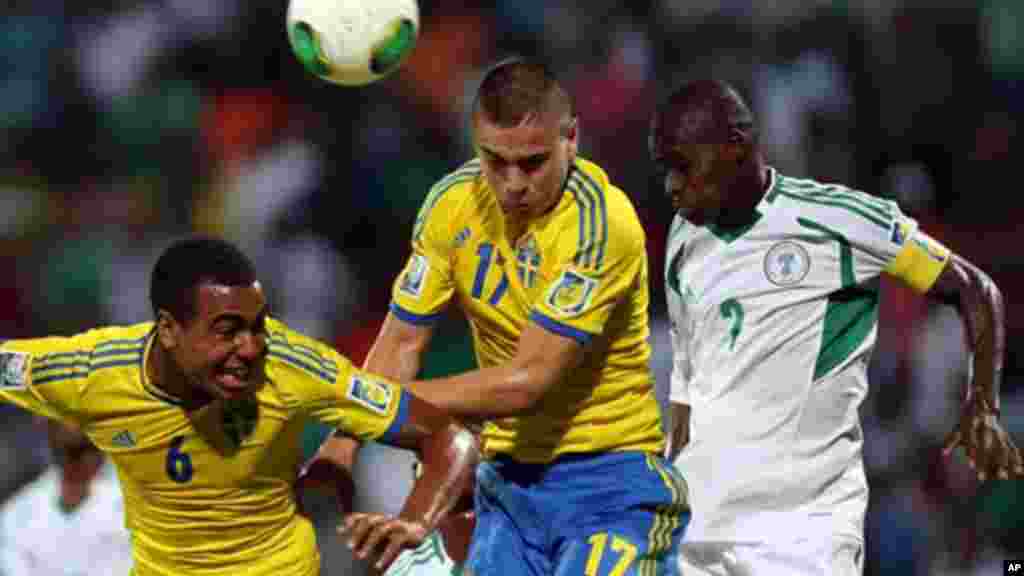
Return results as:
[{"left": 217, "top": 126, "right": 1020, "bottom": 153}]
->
[
  {"left": 943, "top": 399, "right": 1024, "bottom": 481},
  {"left": 339, "top": 512, "right": 429, "bottom": 573}
]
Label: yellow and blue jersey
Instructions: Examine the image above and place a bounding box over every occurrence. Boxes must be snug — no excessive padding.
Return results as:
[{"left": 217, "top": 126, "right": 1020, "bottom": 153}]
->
[
  {"left": 0, "top": 318, "right": 409, "bottom": 576},
  {"left": 390, "top": 157, "right": 664, "bottom": 462}
]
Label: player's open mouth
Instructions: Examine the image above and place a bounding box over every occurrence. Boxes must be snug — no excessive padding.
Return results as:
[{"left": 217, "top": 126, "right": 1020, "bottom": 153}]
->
[{"left": 216, "top": 367, "right": 250, "bottom": 396}]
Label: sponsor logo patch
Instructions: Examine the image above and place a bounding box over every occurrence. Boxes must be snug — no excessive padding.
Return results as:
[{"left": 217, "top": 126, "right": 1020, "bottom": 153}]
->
[
  {"left": 890, "top": 220, "right": 911, "bottom": 245},
  {"left": 111, "top": 430, "right": 136, "bottom": 448},
  {"left": 398, "top": 253, "right": 429, "bottom": 299},
  {"left": 347, "top": 376, "right": 392, "bottom": 415},
  {"left": 545, "top": 269, "right": 599, "bottom": 317},
  {"left": 764, "top": 241, "right": 811, "bottom": 286},
  {"left": 0, "top": 351, "right": 30, "bottom": 389}
]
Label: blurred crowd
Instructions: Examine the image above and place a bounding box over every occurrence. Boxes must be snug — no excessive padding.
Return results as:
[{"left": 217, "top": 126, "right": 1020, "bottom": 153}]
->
[{"left": 0, "top": 0, "right": 1021, "bottom": 574}]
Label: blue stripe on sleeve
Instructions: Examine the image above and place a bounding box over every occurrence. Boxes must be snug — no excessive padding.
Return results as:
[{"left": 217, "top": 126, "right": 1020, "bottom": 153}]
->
[
  {"left": 389, "top": 302, "right": 444, "bottom": 326},
  {"left": 529, "top": 311, "right": 595, "bottom": 345},
  {"left": 378, "top": 388, "right": 410, "bottom": 445}
]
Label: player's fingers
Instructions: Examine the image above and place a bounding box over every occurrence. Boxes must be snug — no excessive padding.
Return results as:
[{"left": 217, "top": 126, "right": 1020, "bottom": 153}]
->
[
  {"left": 966, "top": 420, "right": 983, "bottom": 469},
  {"left": 357, "top": 520, "right": 398, "bottom": 560},
  {"left": 997, "top": 441, "right": 1020, "bottom": 479},
  {"left": 976, "top": 428, "right": 993, "bottom": 482},
  {"left": 374, "top": 534, "right": 408, "bottom": 572},
  {"left": 347, "top": 514, "right": 388, "bottom": 553},
  {"left": 942, "top": 429, "right": 961, "bottom": 456},
  {"left": 339, "top": 512, "right": 370, "bottom": 533},
  {"left": 998, "top": 436, "right": 1016, "bottom": 480},
  {"left": 1013, "top": 444, "right": 1024, "bottom": 477}
]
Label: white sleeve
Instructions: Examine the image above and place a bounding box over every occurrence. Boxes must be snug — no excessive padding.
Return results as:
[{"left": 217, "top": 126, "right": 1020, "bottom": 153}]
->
[
  {"left": 668, "top": 321, "right": 691, "bottom": 405},
  {"left": 793, "top": 185, "right": 919, "bottom": 283}
]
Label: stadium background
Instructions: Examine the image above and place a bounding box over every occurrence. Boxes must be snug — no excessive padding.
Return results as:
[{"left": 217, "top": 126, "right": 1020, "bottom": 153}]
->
[{"left": 0, "top": 0, "right": 1021, "bottom": 573}]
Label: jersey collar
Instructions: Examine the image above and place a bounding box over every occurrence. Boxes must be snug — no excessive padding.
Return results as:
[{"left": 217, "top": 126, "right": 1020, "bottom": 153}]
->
[
  {"left": 706, "top": 167, "right": 776, "bottom": 243},
  {"left": 140, "top": 326, "right": 185, "bottom": 406}
]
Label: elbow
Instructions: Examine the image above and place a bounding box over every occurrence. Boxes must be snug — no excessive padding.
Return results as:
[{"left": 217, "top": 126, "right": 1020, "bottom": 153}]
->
[
  {"left": 422, "top": 422, "right": 480, "bottom": 480},
  {"left": 498, "top": 362, "right": 554, "bottom": 415},
  {"left": 503, "top": 387, "right": 545, "bottom": 414}
]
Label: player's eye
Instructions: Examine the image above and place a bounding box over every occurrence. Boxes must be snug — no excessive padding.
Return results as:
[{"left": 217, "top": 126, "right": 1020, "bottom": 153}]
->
[
  {"left": 519, "top": 155, "right": 547, "bottom": 173},
  {"left": 670, "top": 160, "right": 691, "bottom": 177},
  {"left": 212, "top": 321, "right": 239, "bottom": 339},
  {"left": 484, "top": 151, "right": 506, "bottom": 168}
]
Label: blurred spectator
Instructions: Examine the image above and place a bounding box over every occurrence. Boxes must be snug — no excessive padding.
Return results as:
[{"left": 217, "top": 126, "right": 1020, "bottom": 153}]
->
[{"left": 0, "top": 419, "right": 131, "bottom": 576}]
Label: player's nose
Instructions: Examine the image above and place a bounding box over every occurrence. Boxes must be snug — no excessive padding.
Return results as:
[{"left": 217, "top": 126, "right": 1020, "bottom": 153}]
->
[
  {"left": 234, "top": 330, "right": 265, "bottom": 361},
  {"left": 504, "top": 164, "right": 530, "bottom": 190}
]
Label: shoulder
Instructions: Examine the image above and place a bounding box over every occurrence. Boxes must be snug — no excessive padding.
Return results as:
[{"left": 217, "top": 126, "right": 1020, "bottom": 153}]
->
[
  {"left": 9, "top": 323, "right": 152, "bottom": 357},
  {"left": 264, "top": 318, "right": 350, "bottom": 388},
  {"left": 769, "top": 171, "right": 899, "bottom": 232},
  {"left": 668, "top": 214, "right": 691, "bottom": 241},
  {"left": 30, "top": 323, "right": 152, "bottom": 397},
  {"left": 565, "top": 158, "right": 645, "bottom": 258},
  {"left": 413, "top": 159, "right": 483, "bottom": 237}
]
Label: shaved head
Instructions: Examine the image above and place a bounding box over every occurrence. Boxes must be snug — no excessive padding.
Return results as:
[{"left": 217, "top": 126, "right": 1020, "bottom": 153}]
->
[
  {"left": 654, "top": 80, "right": 755, "bottom": 148},
  {"left": 649, "top": 79, "right": 766, "bottom": 226}
]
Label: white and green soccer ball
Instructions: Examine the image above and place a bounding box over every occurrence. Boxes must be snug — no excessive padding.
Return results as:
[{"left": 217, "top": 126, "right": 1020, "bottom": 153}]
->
[{"left": 286, "top": 0, "right": 419, "bottom": 86}]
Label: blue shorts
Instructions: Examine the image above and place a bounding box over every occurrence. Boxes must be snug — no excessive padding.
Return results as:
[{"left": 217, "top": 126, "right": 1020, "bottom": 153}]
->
[{"left": 467, "top": 451, "right": 689, "bottom": 576}]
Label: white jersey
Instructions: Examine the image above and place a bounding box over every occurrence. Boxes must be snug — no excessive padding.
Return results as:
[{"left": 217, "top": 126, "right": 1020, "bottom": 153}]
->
[
  {"left": 0, "top": 460, "right": 133, "bottom": 575},
  {"left": 666, "top": 168, "right": 948, "bottom": 544},
  {"left": 383, "top": 532, "right": 460, "bottom": 576}
]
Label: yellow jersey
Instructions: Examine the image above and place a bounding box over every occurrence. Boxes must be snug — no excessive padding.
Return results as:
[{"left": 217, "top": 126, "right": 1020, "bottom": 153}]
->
[
  {"left": 0, "top": 319, "right": 409, "bottom": 575},
  {"left": 391, "top": 157, "right": 664, "bottom": 462}
]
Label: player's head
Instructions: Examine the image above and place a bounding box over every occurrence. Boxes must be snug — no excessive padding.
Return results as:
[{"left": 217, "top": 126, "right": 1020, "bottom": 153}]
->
[
  {"left": 150, "top": 236, "right": 267, "bottom": 401},
  {"left": 472, "top": 57, "right": 577, "bottom": 220},
  {"left": 649, "top": 79, "right": 758, "bottom": 225}
]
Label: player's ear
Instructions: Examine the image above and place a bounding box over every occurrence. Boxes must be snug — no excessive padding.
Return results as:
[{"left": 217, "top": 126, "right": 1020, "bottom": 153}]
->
[
  {"left": 156, "top": 310, "right": 180, "bottom": 350},
  {"left": 563, "top": 116, "right": 578, "bottom": 159},
  {"left": 726, "top": 125, "right": 751, "bottom": 165}
]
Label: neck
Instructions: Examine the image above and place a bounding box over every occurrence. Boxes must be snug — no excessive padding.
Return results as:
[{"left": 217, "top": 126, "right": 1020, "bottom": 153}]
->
[
  {"left": 715, "top": 159, "right": 768, "bottom": 228},
  {"left": 147, "top": 340, "right": 212, "bottom": 410},
  {"left": 503, "top": 214, "right": 526, "bottom": 244},
  {"left": 58, "top": 451, "right": 104, "bottom": 513}
]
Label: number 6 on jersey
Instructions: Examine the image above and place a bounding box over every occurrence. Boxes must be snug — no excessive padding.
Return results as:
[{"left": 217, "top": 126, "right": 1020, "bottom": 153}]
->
[{"left": 166, "top": 435, "right": 194, "bottom": 483}]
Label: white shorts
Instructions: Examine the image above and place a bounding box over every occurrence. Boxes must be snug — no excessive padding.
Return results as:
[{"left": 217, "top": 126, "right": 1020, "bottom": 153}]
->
[
  {"left": 677, "top": 537, "right": 863, "bottom": 576},
  {"left": 384, "top": 532, "right": 461, "bottom": 576}
]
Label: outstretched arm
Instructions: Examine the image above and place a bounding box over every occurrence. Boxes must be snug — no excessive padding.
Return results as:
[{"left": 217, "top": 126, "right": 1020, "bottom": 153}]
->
[
  {"left": 299, "top": 313, "right": 435, "bottom": 513},
  {"left": 342, "top": 392, "right": 478, "bottom": 572},
  {"left": 403, "top": 321, "right": 584, "bottom": 419},
  {"left": 924, "top": 252, "right": 1022, "bottom": 480}
]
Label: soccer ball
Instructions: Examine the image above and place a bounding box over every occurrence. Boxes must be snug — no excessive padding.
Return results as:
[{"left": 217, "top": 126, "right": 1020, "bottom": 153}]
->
[{"left": 286, "top": 0, "right": 419, "bottom": 87}]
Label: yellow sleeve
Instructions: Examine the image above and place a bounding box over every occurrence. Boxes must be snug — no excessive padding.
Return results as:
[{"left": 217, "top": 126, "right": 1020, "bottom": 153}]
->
[
  {"left": 883, "top": 230, "right": 951, "bottom": 293},
  {"left": 530, "top": 175, "right": 646, "bottom": 343},
  {"left": 265, "top": 320, "right": 409, "bottom": 443},
  {"left": 0, "top": 334, "right": 93, "bottom": 423},
  {"left": 389, "top": 172, "right": 472, "bottom": 325}
]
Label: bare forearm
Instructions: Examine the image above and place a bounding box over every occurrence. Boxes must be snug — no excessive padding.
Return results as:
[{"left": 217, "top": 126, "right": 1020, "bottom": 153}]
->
[
  {"left": 665, "top": 403, "right": 690, "bottom": 461},
  {"left": 364, "top": 338, "right": 423, "bottom": 382},
  {"left": 399, "top": 423, "right": 478, "bottom": 532},
  {"left": 962, "top": 262, "right": 1005, "bottom": 412},
  {"left": 408, "top": 363, "right": 544, "bottom": 419},
  {"left": 363, "top": 314, "right": 429, "bottom": 381}
]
